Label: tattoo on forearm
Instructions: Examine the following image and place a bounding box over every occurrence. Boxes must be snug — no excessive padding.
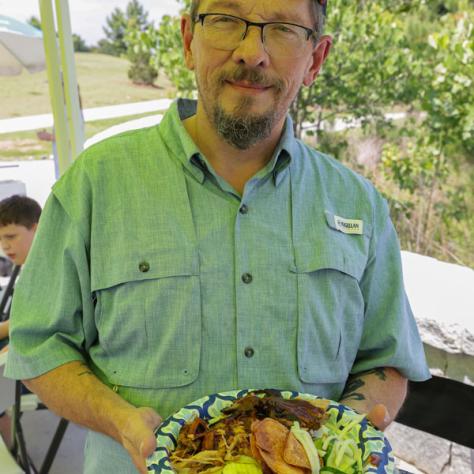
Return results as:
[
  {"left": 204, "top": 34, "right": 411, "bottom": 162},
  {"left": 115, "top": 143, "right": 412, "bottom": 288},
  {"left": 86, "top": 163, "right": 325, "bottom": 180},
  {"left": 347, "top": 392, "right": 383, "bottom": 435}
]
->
[
  {"left": 78, "top": 370, "right": 93, "bottom": 377},
  {"left": 341, "top": 368, "right": 387, "bottom": 401},
  {"left": 341, "top": 378, "right": 366, "bottom": 401},
  {"left": 77, "top": 363, "right": 93, "bottom": 377},
  {"left": 365, "top": 368, "right": 387, "bottom": 381}
]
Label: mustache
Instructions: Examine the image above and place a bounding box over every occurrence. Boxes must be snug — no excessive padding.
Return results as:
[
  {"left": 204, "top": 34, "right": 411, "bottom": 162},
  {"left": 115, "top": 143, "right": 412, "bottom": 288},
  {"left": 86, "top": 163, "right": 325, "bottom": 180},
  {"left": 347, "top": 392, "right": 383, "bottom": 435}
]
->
[{"left": 217, "top": 67, "right": 285, "bottom": 93}]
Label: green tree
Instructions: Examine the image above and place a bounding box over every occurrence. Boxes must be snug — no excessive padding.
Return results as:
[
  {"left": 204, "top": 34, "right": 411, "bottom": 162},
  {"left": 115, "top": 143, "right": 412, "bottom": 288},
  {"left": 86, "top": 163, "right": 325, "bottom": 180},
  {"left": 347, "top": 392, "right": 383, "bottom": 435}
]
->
[
  {"left": 72, "top": 33, "right": 90, "bottom": 53},
  {"left": 125, "top": 25, "right": 159, "bottom": 85},
  {"left": 421, "top": 9, "right": 474, "bottom": 156},
  {"left": 100, "top": 0, "right": 150, "bottom": 57},
  {"left": 100, "top": 7, "right": 127, "bottom": 56},
  {"left": 378, "top": 5, "right": 474, "bottom": 264},
  {"left": 150, "top": 0, "right": 195, "bottom": 96},
  {"left": 292, "top": 0, "right": 424, "bottom": 141},
  {"left": 154, "top": 14, "right": 195, "bottom": 95}
]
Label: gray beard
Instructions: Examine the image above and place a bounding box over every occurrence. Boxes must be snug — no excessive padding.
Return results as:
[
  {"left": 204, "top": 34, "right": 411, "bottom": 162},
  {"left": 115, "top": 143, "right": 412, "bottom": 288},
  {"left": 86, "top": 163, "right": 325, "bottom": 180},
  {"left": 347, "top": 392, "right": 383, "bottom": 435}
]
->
[{"left": 212, "top": 97, "right": 277, "bottom": 150}]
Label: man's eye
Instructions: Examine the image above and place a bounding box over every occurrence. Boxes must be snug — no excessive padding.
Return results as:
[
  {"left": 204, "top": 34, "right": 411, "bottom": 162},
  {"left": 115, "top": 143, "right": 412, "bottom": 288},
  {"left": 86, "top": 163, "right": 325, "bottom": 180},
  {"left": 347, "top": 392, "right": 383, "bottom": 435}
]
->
[
  {"left": 275, "top": 24, "right": 294, "bottom": 33},
  {"left": 272, "top": 24, "right": 301, "bottom": 38},
  {"left": 209, "top": 15, "right": 240, "bottom": 26}
]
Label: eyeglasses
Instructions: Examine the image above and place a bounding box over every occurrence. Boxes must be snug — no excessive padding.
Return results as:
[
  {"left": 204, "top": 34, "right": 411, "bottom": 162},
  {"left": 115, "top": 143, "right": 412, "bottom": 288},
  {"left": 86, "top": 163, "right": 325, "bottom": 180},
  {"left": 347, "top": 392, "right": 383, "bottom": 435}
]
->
[{"left": 194, "top": 13, "right": 318, "bottom": 58}]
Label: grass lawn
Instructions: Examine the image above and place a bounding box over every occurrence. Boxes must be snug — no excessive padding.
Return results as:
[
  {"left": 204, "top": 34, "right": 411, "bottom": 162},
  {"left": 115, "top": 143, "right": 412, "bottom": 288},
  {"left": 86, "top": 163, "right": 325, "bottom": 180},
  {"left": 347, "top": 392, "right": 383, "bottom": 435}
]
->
[
  {"left": 0, "top": 52, "right": 175, "bottom": 119},
  {"left": 0, "top": 110, "right": 164, "bottom": 160},
  {"left": 0, "top": 52, "right": 175, "bottom": 160}
]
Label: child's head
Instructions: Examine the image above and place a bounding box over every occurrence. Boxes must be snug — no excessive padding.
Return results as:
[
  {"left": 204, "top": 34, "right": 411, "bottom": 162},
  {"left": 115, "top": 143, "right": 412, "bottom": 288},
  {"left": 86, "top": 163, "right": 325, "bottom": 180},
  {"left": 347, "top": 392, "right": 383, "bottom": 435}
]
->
[{"left": 0, "top": 195, "right": 42, "bottom": 266}]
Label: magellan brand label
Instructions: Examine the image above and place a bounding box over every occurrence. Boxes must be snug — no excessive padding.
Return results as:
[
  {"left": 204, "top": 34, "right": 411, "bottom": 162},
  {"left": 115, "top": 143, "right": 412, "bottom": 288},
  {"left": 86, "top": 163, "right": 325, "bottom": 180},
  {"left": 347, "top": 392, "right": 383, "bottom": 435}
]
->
[{"left": 334, "top": 215, "right": 364, "bottom": 235}]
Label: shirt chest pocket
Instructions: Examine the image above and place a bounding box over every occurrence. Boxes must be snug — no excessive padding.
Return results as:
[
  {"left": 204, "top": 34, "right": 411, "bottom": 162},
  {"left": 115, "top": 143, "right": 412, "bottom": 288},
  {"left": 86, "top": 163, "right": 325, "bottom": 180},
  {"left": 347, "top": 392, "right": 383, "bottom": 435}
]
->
[
  {"left": 292, "top": 234, "right": 369, "bottom": 385},
  {"left": 91, "top": 250, "right": 201, "bottom": 389}
]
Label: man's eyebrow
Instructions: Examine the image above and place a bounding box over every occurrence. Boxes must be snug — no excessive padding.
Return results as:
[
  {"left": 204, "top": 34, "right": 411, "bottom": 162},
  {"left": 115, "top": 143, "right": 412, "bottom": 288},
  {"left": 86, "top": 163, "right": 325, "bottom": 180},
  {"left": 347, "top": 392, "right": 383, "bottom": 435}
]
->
[{"left": 200, "top": 2, "right": 308, "bottom": 25}]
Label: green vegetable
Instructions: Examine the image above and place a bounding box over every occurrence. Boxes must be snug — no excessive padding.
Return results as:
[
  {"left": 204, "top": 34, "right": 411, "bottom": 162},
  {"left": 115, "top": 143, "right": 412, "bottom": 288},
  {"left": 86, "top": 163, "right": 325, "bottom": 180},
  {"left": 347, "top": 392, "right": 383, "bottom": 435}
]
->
[
  {"left": 291, "top": 422, "right": 321, "bottom": 474},
  {"left": 312, "top": 415, "right": 368, "bottom": 473},
  {"left": 219, "top": 456, "right": 263, "bottom": 474}
]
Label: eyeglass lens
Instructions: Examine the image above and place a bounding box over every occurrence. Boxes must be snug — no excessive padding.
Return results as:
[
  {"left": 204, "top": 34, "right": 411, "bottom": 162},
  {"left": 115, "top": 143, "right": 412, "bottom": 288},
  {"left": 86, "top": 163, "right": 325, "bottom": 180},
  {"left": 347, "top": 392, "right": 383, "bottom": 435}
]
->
[{"left": 201, "top": 15, "right": 310, "bottom": 57}]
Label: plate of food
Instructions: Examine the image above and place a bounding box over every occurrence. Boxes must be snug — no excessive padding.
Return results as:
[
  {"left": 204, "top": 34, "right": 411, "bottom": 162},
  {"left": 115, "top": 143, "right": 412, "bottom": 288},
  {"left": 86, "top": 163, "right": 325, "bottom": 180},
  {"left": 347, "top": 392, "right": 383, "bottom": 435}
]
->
[{"left": 147, "top": 389, "right": 395, "bottom": 474}]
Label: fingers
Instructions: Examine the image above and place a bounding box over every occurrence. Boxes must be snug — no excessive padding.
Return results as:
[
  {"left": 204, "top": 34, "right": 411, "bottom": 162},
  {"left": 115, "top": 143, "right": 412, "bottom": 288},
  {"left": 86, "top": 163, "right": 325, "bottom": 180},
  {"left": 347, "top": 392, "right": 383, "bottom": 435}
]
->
[
  {"left": 366, "top": 403, "right": 391, "bottom": 431},
  {"left": 140, "top": 430, "right": 159, "bottom": 459},
  {"left": 121, "top": 407, "right": 162, "bottom": 473}
]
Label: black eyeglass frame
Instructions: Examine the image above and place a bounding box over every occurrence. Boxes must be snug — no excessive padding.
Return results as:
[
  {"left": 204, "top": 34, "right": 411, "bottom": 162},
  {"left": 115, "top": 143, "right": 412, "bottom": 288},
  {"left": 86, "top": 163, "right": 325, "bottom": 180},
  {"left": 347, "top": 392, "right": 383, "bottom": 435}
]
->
[{"left": 194, "top": 13, "right": 319, "bottom": 45}]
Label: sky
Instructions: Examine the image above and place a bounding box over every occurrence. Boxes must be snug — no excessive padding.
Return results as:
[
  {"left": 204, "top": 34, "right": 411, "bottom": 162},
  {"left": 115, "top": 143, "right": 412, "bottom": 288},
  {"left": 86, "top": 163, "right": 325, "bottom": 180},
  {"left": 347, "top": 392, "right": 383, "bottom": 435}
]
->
[{"left": 0, "top": 0, "right": 182, "bottom": 45}]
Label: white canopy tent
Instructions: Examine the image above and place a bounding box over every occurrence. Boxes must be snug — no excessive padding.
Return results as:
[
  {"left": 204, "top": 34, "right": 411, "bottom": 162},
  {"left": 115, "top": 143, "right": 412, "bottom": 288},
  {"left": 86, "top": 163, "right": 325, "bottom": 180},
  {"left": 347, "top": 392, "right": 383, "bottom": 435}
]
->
[
  {"left": 38, "top": 0, "right": 84, "bottom": 177},
  {"left": 0, "top": 15, "right": 45, "bottom": 76}
]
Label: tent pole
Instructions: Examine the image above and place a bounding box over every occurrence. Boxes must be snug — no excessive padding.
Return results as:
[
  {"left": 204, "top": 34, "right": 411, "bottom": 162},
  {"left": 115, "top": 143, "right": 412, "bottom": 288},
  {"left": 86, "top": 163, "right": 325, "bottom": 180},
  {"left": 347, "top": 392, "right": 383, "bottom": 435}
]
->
[
  {"left": 55, "top": 0, "right": 85, "bottom": 159},
  {"left": 38, "top": 0, "right": 71, "bottom": 177}
]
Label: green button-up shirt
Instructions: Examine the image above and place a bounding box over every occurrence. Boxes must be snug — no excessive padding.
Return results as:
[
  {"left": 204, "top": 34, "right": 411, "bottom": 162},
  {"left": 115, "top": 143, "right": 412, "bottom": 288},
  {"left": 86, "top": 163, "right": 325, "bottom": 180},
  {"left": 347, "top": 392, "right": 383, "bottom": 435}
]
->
[{"left": 6, "top": 99, "right": 430, "bottom": 473}]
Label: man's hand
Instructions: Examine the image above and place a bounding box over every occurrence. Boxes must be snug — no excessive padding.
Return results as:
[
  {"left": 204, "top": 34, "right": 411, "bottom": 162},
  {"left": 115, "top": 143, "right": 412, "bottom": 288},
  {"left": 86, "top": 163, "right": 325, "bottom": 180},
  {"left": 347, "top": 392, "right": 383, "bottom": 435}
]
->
[
  {"left": 366, "top": 403, "right": 391, "bottom": 431},
  {"left": 119, "top": 406, "right": 162, "bottom": 474},
  {"left": 342, "top": 400, "right": 391, "bottom": 431},
  {"left": 23, "top": 362, "right": 163, "bottom": 474},
  {"left": 339, "top": 367, "right": 407, "bottom": 431}
]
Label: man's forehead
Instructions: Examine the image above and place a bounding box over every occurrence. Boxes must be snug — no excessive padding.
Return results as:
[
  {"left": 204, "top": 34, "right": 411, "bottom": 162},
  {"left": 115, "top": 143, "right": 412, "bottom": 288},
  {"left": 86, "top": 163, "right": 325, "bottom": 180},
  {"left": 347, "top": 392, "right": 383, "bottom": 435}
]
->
[{"left": 199, "top": 0, "right": 314, "bottom": 17}]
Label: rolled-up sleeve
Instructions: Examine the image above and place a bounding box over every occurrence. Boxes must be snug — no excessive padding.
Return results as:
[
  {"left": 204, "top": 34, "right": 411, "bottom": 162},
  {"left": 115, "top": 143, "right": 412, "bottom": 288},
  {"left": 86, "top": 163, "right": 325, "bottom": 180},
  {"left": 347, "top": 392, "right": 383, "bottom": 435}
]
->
[
  {"left": 5, "top": 191, "right": 95, "bottom": 380},
  {"left": 351, "top": 195, "right": 431, "bottom": 381}
]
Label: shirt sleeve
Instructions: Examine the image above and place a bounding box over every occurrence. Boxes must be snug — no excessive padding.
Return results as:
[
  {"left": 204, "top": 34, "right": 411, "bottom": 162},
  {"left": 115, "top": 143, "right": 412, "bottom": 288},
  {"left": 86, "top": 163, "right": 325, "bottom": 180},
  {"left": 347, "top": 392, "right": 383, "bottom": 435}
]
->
[
  {"left": 351, "top": 194, "right": 431, "bottom": 381},
  {"left": 5, "top": 192, "right": 95, "bottom": 380}
]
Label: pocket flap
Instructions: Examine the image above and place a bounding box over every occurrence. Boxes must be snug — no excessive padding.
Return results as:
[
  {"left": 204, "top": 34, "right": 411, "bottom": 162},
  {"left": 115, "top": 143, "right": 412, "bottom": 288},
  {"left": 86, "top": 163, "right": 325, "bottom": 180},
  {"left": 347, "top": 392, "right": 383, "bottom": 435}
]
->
[
  {"left": 292, "top": 243, "right": 366, "bottom": 281},
  {"left": 91, "top": 247, "right": 199, "bottom": 291}
]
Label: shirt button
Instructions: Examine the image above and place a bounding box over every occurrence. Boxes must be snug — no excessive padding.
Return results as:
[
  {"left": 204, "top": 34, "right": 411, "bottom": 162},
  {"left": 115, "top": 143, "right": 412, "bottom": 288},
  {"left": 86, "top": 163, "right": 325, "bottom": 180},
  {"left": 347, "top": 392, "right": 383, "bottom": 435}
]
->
[
  {"left": 239, "top": 204, "right": 249, "bottom": 215},
  {"left": 244, "top": 347, "right": 255, "bottom": 358},
  {"left": 138, "top": 261, "right": 150, "bottom": 273},
  {"left": 241, "top": 273, "right": 253, "bottom": 284}
]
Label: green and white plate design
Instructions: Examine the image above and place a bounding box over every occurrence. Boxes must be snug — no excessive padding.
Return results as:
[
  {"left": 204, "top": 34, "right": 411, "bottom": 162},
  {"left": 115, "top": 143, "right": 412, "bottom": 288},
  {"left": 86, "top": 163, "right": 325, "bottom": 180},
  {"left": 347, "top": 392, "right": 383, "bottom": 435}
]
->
[{"left": 147, "top": 389, "right": 395, "bottom": 474}]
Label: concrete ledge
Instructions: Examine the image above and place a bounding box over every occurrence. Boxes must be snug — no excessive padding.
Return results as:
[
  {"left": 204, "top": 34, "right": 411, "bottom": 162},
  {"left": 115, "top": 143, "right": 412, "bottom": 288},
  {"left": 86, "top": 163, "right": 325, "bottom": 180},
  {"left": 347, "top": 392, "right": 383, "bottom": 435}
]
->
[{"left": 387, "top": 422, "right": 474, "bottom": 474}]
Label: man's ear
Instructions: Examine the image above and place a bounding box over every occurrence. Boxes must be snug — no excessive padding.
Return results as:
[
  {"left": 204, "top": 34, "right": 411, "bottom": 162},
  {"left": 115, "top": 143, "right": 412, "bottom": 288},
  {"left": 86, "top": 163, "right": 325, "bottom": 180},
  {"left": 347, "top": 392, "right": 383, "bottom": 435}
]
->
[
  {"left": 181, "top": 14, "right": 195, "bottom": 71},
  {"left": 303, "top": 35, "right": 333, "bottom": 87}
]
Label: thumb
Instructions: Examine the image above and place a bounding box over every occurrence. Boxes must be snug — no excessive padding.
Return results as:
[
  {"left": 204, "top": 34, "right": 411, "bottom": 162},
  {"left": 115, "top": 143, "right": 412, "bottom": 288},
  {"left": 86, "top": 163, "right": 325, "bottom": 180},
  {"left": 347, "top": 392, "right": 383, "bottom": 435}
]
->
[
  {"left": 140, "top": 432, "right": 158, "bottom": 459},
  {"left": 138, "top": 407, "right": 162, "bottom": 457},
  {"left": 367, "top": 404, "right": 391, "bottom": 431}
]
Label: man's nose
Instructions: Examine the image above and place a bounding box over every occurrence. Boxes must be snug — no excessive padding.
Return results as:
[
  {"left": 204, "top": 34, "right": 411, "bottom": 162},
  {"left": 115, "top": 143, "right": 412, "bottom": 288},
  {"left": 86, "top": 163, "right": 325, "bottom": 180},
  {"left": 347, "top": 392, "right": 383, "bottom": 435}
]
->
[{"left": 231, "top": 26, "right": 270, "bottom": 68}]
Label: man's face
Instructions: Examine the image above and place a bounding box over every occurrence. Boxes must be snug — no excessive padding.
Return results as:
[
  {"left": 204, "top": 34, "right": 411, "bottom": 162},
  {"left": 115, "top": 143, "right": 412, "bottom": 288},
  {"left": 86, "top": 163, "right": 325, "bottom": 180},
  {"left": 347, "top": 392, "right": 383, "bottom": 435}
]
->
[
  {"left": 182, "top": 0, "right": 331, "bottom": 149},
  {"left": 0, "top": 223, "right": 37, "bottom": 266}
]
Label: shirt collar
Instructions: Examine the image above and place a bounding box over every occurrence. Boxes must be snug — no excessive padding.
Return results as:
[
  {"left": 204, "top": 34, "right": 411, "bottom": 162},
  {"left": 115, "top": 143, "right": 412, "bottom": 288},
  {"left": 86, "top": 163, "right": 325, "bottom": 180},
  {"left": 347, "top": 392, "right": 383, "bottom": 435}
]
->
[
  {"left": 157, "top": 99, "right": 205, "bottom": 183},
  {"left": 159, "top": 98, "right": 298, "bottom": 187}
]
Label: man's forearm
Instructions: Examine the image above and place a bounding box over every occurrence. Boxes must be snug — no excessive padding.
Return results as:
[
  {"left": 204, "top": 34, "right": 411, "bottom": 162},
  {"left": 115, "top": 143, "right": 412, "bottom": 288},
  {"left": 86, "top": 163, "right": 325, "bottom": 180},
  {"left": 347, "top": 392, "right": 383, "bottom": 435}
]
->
[
  {"left": 339, "top": 367, "right": 408, "bottom": 429},
  {"left": 23, "top": 360, "right": 162, "bottom": 473},
  {"left": 23, "top": 360, "right": 135, "bottom": 444}
]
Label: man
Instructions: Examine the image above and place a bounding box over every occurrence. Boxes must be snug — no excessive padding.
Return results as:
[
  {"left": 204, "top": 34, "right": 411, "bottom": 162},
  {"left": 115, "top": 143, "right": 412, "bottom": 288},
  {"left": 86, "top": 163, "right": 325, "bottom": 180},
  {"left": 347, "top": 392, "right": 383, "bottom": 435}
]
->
[
  {"left": 0, "top": 194, "right": 41, "bottom": 447},
  {"left": 5, "top": 1, "right": 430, "bottom": 473}
]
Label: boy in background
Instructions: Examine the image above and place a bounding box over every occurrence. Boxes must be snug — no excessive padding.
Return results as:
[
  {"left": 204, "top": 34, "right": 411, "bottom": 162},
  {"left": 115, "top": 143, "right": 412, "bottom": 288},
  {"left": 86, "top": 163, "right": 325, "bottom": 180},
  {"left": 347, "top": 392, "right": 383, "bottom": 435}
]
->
[{"left": 0, "top": 195, "right": 41, "bottom": 447}]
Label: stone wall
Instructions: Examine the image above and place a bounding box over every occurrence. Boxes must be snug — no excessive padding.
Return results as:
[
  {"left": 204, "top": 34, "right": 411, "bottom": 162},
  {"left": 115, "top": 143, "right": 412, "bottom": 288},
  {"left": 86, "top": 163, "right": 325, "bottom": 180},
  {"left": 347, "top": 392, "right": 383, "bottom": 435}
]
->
[{"left": 394, "top": 253, "right": 474, "bottom": 473}]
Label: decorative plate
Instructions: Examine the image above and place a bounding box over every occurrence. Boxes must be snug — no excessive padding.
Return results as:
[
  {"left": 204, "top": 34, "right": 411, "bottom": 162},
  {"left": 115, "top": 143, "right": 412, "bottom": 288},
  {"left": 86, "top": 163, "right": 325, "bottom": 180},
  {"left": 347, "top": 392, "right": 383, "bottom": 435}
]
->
[{"left": 147, "top": 389, "right": 395, "bottom": 473}]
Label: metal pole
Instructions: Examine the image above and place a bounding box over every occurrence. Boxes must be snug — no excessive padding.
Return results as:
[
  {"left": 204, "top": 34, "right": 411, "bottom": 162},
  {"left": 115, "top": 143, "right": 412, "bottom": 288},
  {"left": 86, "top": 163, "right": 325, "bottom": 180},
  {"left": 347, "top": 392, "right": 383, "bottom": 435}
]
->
[
  {"left": 38, "top": 0, "right": 72, "bottom": 177},
  {"left": 55, "top": 0, "right": 85, "bottom": 159}
]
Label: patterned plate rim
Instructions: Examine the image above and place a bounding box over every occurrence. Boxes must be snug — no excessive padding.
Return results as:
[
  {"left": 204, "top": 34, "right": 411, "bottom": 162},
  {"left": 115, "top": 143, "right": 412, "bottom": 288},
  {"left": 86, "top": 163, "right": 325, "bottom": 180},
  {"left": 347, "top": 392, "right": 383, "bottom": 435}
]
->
[{"left": 147, "top": 388, "right": 395, "bottom": 474}]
